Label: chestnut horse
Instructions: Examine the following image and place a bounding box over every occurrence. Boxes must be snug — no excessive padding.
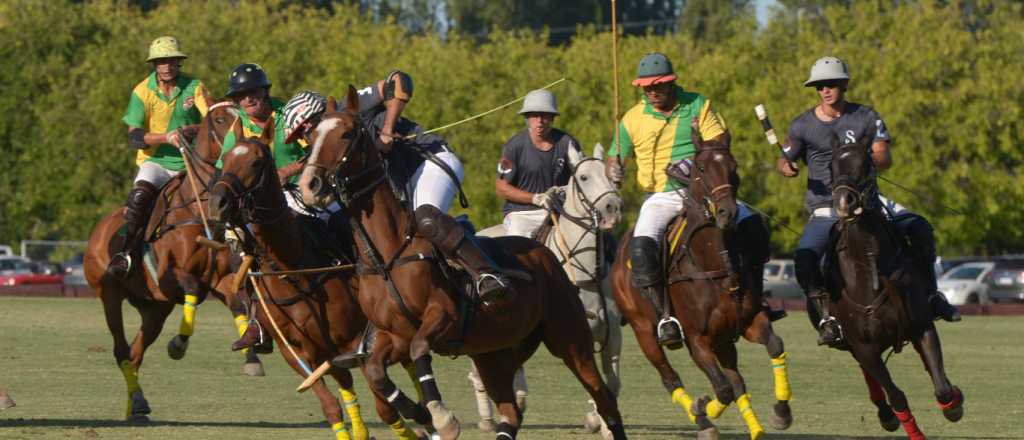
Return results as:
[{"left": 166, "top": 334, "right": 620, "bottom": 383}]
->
[
  {"left": 208, "top": 137, "right": 433, "bottom": 440},
  {"left": 83, "top": 100, "right": 264, "bottom": 422},
  {"left": 827, "top": 137, "right": 964, "bottom": 439},
  {"left": 611, "top": 134, "right": 792, "bottom": 440},
  {"left": 297, "top": 88, "right": 628, "bottom": 440}
]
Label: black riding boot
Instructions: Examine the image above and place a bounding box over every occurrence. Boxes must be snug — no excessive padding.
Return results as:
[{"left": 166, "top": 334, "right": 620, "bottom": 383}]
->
[
  {"left": 630, "top": 236, "right": 683, "bottom": 349},
  {"left": 795, "top": 249, "right": 842, "bottom": 346},
  {"left": 108, "top": 181, "right": 159, "bottom": 278},
  {"left": 414, "top": 205, "right": 511, "bottom": 303},
  {"left": 736, "top": 214, "right": 787, "bottom": 321},
  {"left": 904, "top": 217, "right": 961, "bottom": 322},
  {"left": 332, "top": 323, "right": 375, "bottom": 369}
]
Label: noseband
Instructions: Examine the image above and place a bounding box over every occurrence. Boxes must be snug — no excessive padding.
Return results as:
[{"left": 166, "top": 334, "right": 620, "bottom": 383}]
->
[{"left": 212, "top": 143, "right": 284, "bottom": 224}]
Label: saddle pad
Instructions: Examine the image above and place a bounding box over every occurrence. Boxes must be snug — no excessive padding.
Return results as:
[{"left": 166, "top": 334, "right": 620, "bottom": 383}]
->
[{"left": 476, "top": 236, "right": 532, "bottom": 282}]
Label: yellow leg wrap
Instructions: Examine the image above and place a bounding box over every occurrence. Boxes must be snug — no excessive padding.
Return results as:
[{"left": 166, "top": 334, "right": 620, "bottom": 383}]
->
[
  {"left": 340, "top": 387, "right": 368, "bottom": 440},
  {"left": 771, "top": 352, "right": 792, "bottom": 401},
  {"left": 331, "top": 421, "right": 352, "bottom": 440},
  {"left": 179, "top": 294, "right": 199, "bottom": 336},
  {"left": 119, "top": 360, "right": 140, "bottom": 417},
  {"left": 706, "top": 398, "right": 727, "bottom": 419},
  {"left": 390, "top": 419, "right": 420, "bottom": 440},
  {"left": 233, "top": 314, "right": 250, "bottom": 356},
  {"left": 736, "top": 393, "right": 765, "bottom": 440},
  {"left": 671, "top": 387, "right": 697, "bottom": 423},
  {"left": 404, "top": 363, "right": 425, "bottom": 402}
]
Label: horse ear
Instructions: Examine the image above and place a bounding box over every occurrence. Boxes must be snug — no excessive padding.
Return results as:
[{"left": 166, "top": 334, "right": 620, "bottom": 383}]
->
[
  {"left": 690, "top": 117, "right": 705, "bottom": 150},
  {"left": 201, "top": 87, "right": 214, "bottom": 111},
  {"left": 327, "top": 96, "right": 338, "bottom": 113},
  {"left": 593, "top": 143, "right": 605, "bottom": 160},
  {"left": 258, "top": 117, "right": 274, "bottom": 145},
  {"left": 346, "top": 85, "right": 359, "bottom": 114},
  {"left": 568, "top": 141, "right": 583, "bottom": 166}
]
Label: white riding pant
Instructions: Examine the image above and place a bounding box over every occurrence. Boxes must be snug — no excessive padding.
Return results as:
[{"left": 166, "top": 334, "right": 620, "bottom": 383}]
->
[
  {"left": 633, "top": 190, "right": 754, "bottom": 242},
  {"left": 133, "top": 161, "right": 180, "bottom": 187},
  {"left": 503, "top": 209, "right": 548, "bottom": 238},
  {"left": 409, "top": 149, "right": 464, "bottom": 213},
  {"left": 284, "top": 189, "right": 341, "bottom": 222}
]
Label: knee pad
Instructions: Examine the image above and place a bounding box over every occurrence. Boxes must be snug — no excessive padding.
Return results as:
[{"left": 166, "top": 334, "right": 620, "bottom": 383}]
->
[
  {"left": 793, "top": 249, "right": 823, "bottom": 292},
  {"left": 629, "top": 236, "right": 661, "bottom": 288},
  {"left": 125, "top": 181, "right": 159, "bottom": 223},
  {"left": 414, "top": 205, "right": 463, "bottom": 251}
]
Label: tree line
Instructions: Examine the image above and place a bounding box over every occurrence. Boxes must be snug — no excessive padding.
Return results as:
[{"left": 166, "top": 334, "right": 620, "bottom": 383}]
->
[{"left": 0, "top": 0, "right": 1021, "bottom": 255}]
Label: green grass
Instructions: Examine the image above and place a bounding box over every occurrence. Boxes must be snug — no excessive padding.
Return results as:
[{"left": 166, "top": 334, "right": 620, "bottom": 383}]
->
[{"left": 0, "top": 296, "right": 1021, "bottom": 440}]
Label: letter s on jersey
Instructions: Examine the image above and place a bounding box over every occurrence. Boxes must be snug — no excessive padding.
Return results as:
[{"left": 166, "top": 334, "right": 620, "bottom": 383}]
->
[{"left": 845, "top": 129, "right": 856, "bottom": 144}]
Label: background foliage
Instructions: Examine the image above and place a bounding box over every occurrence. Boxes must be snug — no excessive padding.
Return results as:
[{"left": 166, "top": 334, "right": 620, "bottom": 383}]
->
[{"left": 1, "top": 0, "right": 1021, "bottom": 255}]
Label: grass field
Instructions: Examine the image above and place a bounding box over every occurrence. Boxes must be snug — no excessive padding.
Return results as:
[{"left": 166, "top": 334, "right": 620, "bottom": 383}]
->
[{"left": 0, "top": 296, "right": 1022, "bottom": 440}]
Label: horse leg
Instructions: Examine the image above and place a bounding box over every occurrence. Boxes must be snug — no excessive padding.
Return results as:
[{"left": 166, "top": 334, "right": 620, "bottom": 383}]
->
[
  {"left": 283, "top": 351, "right": 348, "bottom": 440},
  {"left": 541, "top": 305, "right": 626, "bottom": 440},
  {"left": 472, "top": 351, "right": 523, "bottom": 440},
  {"left": 123, "top": 299, "right": 173, "bottom": 423},
  {"left": 166, "top": 277, "right": 204, "bottom": 361},
  {"left": 715, "top": 342, "right": 764, "bottom": 440},
  {"left": 742, "top": 312, "right": 792, "bottom": 430},
  {"left": 860, "top": 366, "right": 899, "bottom": 432},
  {"left": 219, "top": 279, "right": 264, "bottom": 377},
  {"left": 323, "top": 368, "right": 368, "bottom": 440},
  {"left": 855, "top": 349, "right": 925, "bottom": 440},
  {"left": 912, "top": 322, "right": 964, "bottom": 422},
  {"left": 586, "top": 311, "right": 623, "bottom": 435},
  {"left": 687, "top": 335, "right": 735, "bottom": 440},
  {"left": 468, "top": 362, "right": 497, "bottom": 432},
  {"left": 101, "top": 290, "right": 144, "bottom": 422},
  {"left": 362, "top": 336, "right": 430, "bottom": 439},
  {"left": 410, "top": 307, "right": 460, "bottom": 440},
  {"left": 626, "top": 304, "right": 699, "bottom": 425}
]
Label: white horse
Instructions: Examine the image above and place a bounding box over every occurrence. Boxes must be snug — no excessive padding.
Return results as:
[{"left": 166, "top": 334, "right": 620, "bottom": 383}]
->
[{"left": 473, "top": 144, "right": 624, "bottom": 437}]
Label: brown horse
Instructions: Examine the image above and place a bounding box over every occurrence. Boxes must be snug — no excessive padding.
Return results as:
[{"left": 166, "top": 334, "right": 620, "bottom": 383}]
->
[
  {"left": 83, "top": 99, "right": 264, "bottom": 422},
  {"left": 611, "top": 134, "right": 792, "bottom": 440},
  {"left": 827, "top": 137, "right": 964, "bottom": 439},
  {"left": 207, "top": 136, "right": 430, "bottom": 440},
  {"left": 296, "top": 87, "right": 627, "bottom": 440}
]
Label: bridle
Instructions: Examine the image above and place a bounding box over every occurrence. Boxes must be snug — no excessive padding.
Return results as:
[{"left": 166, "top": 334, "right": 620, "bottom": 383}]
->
[
  {"left": 309, "top": 112, "right": 385, "bottom": 206},
  {"left": 211, "top": 141, "right": 286, "bottom": 225},
  {"left": 689, "top": 145, "right": 738, "bottom": 221},
  {"left": 831, "top": 143, "right": 872, "bottom": 222}
]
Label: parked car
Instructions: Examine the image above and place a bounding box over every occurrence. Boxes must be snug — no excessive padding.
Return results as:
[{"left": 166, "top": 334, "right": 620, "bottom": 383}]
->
[
  {"left": 62, "top": 254, "right": 87, "bottom": 287},
  {"left": 0, "top": 256, "right": 32, "bottom": 275},
  {"left": 764, "top": 259, "right": 802, "bottom": 298},
  {"left": 937, "top": 262, "right": 994, "bottom": 305},
  {"left": 0, "top": 257, "right": 64, "bottom": 286},
  {"left": 987, "top": 259, "right": 1024, "bottom": 304},
  {"left": 0, "top": 245, "right": 13, "bottom": 257}
]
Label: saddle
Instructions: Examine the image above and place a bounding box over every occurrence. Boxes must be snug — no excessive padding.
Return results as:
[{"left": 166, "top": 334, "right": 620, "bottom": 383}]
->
[{"left": 143, "top": 174, "right": 202, "bottom": 243}]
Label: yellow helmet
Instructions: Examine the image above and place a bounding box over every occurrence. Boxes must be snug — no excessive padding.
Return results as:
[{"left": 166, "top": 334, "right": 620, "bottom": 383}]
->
[{"left": 146, "top": 36, "right": 187, "bottom": 62}]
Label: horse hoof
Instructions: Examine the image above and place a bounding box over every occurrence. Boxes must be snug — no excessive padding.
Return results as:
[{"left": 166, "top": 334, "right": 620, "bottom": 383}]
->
[
  {"left": 426, "top": 401, "right": 460, "bottom": 440},
  {"left": 167, "top": 335, "right": 188, "bottom": 360},
  {"left": 770, "top": 400, "right": 793, "bottom": 430},
  {"left": 477, "top": 418, "right": 496, "bottom": 433},
  {"left": 242, "top": 362, "right": 265, "bottom": 377},
  {"left": 940, "top": 386, "right": 965, "bottom": 422},
  {"left": 125, "top": 414, "right": 150, "bottom": 424},
  {"left": 696, "top": 426, "right": 719, "bottom": 440},
  {"left": 582, "top": 410, "right": 602, "bottom": 433},
  {"left": 878, "top": 410, "right": 899, "bottom": 432},
  {"left": 0, "top": 391, "right": 15, "bottom": 410}
]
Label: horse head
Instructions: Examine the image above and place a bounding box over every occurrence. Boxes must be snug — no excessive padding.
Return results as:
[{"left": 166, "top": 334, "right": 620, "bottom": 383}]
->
[
  {"left": 194, "top": 91, "right": 243, "bottom": 164},
  {"left": 563, "top": 144, "right": 622, "bottom": 231},
  {"left": 831, "top": 134, "right": 874, "bottom": 221},
  {"left": 689, "top": 128, "right": 739, "bottom": 230},
  {"left": 297, "top": 86, "right": 373, "bottom": 208},
  {"left": 208, "top": 131, "right": 279, "bottom": 226}
]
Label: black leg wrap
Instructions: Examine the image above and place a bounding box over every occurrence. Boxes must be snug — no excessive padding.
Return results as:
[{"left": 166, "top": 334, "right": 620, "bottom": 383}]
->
[
  {"left": 607, "top": 422, "right": 627, "bottom": 440},
  {"left": 496, "top": 422, "right": 517, "bottom": 439},
  {"left": 414, "top": 355, "right": 442, "bottom": 403},
  {"left": 378, "top": 380, "right": 424, "bottom": 422}
]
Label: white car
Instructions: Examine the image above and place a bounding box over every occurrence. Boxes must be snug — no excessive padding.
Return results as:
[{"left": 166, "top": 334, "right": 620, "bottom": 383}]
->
[{"left": 937, "top": 261, "right": 994, "bottom": 305}]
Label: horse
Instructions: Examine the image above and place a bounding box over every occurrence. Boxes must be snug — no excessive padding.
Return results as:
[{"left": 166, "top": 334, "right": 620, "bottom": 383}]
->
[
  {"left": 826, "top": 136, "right": 964, "bottom": 439},
  {"left": 610, "top": 132, "right": 792, "bottom": 440},
  {"left": 296, "top": 87, "right": 628, "bottom": 440},
  {"left": 83, "top": 98, "right": 265, "bottom": 423},
  {"left": 207, "top": 137, "right": 427, "bottom": 440},
  {"left": 476, "top": 143, "right": 624, "bottom": 437}
]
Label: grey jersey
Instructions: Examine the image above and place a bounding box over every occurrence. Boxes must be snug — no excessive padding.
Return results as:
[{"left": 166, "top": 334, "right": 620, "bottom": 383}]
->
[
  {"left": 497, "top": 129, "right": 580, "bottom": 215},
  {"left": 783, "top": 103, "right": 890, "bottom": 213}
]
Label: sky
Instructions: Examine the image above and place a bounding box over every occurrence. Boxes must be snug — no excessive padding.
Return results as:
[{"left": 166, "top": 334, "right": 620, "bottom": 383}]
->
[{"left": 757, "top": 0, "right": 780, "bottom": 26}]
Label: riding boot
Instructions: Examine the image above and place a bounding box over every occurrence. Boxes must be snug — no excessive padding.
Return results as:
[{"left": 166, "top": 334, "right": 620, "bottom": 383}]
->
[
  {"left": 795, "top": 249, "right": 842, "bottom": 346},
  {"left": 904, "top": 217, "right": 961, "bottom": 322},
  {"left": 736, "top": 214, "right": 787, "bottom": 321},
  {"left": 414, "top": 205, "right": 512, "bottom": 303},
  {"left": 331, "top": 323, "right": 375, "bottom": 369},
  {"left": 231, "top": 290, "right": 273, "bottom": 354},
  {"left": 108, "top": 181, "right": 159, "bottom": 278},
  {"left": 630, "top": 236, "right": 683, "bottom": 349}
]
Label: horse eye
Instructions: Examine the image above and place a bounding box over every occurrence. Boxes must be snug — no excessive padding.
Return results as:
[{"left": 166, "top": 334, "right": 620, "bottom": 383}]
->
[
  {"left": 215, "top": 118, "right": 225, "bottom": 124},
  {"left": 580, "top": 175, "right": 589, "bottom": 182}
]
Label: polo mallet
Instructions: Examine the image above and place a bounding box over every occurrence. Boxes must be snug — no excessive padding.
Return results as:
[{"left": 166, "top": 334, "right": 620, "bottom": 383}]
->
[
  {"left": 174, "top": 132, "right": 216, "bottom": 242},
  {"left": 611, "top": 0, "right": 624, "bottom": 184}
]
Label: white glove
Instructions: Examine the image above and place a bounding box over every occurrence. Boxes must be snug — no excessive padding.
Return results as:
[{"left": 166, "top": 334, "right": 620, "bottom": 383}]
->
[
  {"left": 607, "top": 161, "right": 625, "bottom": 185},
  {"left": 166, "top": 128, "right": 183, "bottom": 148},
  {"left": 531, "top": 187, "right": 561, "bottom": 210}
]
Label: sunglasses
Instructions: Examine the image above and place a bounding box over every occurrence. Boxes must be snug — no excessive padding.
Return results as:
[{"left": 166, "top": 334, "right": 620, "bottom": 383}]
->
[{"left": 814, "top": 81, "right": 845, "bottom": 91}]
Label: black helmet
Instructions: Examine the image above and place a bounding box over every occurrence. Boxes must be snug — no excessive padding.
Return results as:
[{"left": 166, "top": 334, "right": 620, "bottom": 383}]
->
[{"left": 226, "top": 63, "right": 271, "bottom": 97}]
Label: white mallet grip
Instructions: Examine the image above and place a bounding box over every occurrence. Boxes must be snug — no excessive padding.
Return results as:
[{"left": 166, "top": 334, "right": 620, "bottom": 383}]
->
[{"left": 754, "top": 104, "right": 779, "bottom": 146}]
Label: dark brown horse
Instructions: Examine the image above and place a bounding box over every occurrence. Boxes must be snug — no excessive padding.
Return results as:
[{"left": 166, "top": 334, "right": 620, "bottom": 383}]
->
[
  {"left": 296, "top": 88, "right": 627, "bottom": 440},
  {"left": 827, "top": 137, "right": 964, "bottom": 439},
  {"left": 611, "top": 133, "right": 792, "bottom": 440},
  {"left": 208, "top": 136, "right": 431, "bottom": 440},
  {"left": 83, "top": 99, "right": 264, "bottom": 422}
]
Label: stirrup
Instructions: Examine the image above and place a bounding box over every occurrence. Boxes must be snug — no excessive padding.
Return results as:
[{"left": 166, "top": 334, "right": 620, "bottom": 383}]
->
[
  {"left": 109, "top": 253, "right": 133, "bottom": 277},
  {"left": 657, "top": 316, "right": 684, "bottom": 348},
  {"left": 817, "top": 317, "right": 844, "bottom": 345},
  {"left": 476, "top": 272, "right": 509, "bottom": 302}
]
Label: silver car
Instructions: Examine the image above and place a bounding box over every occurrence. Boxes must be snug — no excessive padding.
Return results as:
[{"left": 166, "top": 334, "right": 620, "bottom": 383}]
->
[
  {"left": 764, "top": 259, "right": 802, "bottom": 298},
  {"left": 937, "top": 261, "right": 994, "bottom": 305}
]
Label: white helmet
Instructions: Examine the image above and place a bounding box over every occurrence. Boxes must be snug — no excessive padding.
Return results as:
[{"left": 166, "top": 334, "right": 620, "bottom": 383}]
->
[
  {"left": 804, "top": 56, "right": 850, "bottom": 87},
  {"left": 283, "top": 91, "right": 327, "bottom": 144},
  {"left": 518, "top": 89, "right": 559, "bottom": 115}
]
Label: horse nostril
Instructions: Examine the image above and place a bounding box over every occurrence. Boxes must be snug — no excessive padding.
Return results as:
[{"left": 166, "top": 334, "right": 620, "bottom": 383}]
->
[
  {"left": 216, "top": 195, "right": 229, "bottom": 211},
  {"left": 309, "top": 176, "right": 323, "bottom": 195}
]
